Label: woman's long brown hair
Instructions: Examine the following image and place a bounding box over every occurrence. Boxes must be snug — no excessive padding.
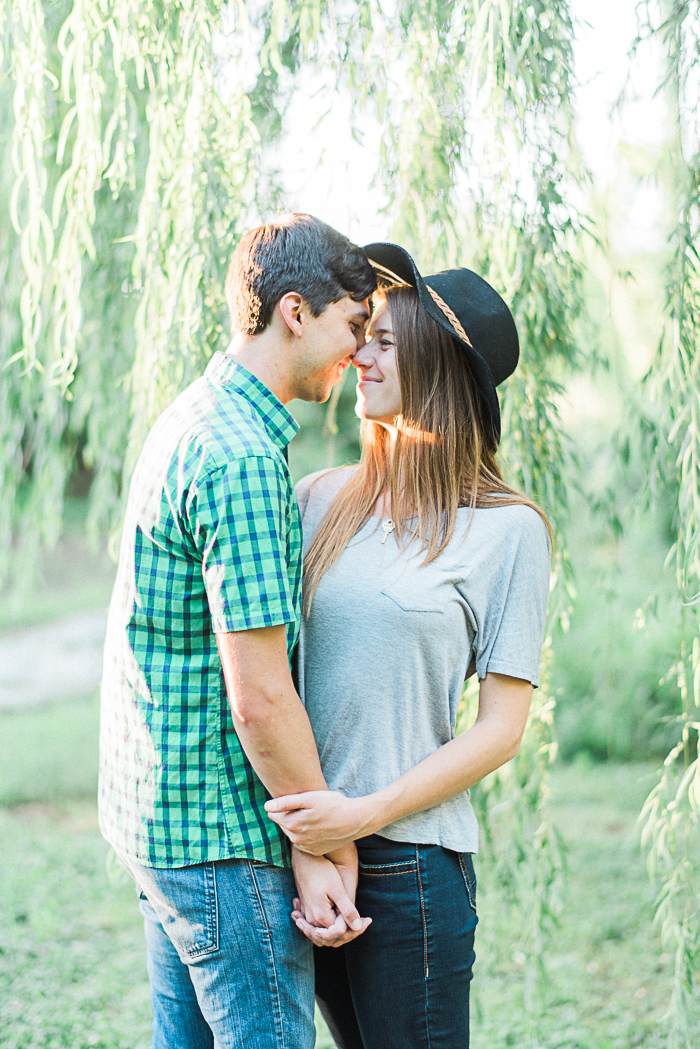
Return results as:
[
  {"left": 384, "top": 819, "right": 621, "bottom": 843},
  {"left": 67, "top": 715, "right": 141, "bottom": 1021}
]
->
[{"left": 303, "top": 283, "right": 553, "bottom": 612}]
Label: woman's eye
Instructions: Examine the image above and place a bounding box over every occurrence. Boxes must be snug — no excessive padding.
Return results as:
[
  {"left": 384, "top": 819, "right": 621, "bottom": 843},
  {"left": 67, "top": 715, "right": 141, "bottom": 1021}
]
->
[{"left": 380, "top": 339, "right": 393, "bottom": 349}]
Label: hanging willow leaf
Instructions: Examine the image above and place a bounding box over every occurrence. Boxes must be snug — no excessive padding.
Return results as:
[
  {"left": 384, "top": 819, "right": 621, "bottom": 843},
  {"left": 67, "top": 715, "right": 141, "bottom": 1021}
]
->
[
  {"left": 636, "top": 1, "right": 700, "bottom": 1043},
  {"left": 9, "top": 0, "right": 53, "bottom": 373},
  {"left": 1, "top": 0, "right": 266, "bottom": 575},
  {"left": 124, "top": 0, "right": 261, "bottom": 484}
]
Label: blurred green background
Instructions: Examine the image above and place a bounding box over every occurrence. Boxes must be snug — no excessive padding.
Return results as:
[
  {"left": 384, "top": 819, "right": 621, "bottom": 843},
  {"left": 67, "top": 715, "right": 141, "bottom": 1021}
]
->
[{"left": 2, "top": 0, "right": 698, "bottom": 1043}]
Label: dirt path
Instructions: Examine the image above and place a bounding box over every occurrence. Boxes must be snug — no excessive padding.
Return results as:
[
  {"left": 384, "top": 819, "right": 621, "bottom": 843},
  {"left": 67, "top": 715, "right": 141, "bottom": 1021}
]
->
[{"left": 0, "top": 610, "right": 108, "bottom": 710}]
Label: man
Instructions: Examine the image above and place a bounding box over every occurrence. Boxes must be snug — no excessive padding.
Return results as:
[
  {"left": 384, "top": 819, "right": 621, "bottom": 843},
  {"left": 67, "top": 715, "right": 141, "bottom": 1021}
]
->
[{"left": 99, "top": 214, "right": 377, "bottom": 1048}]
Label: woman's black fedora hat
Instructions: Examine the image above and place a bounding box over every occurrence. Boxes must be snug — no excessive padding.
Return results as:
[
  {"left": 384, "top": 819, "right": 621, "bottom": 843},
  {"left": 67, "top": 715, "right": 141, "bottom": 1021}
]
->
[{"left": 362, "top": 242, "right": 519, "bottom": 442}]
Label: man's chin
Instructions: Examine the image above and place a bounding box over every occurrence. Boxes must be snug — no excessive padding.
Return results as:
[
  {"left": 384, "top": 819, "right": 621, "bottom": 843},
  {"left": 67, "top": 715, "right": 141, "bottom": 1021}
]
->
[
  {"left": 313, "top": 376, "right": 344, "bottom": 403},
  {"left": 295, "top": 387, "right": 332, "bottom": 404},
  {"left": 295, "top": 367, "right": 348, "bottom": 403}
]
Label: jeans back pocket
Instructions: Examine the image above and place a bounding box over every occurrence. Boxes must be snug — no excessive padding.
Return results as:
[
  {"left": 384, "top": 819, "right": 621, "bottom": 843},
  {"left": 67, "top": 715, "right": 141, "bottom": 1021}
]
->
[{"left": 148, "top": 861, "right": 220, "bottom": 960}]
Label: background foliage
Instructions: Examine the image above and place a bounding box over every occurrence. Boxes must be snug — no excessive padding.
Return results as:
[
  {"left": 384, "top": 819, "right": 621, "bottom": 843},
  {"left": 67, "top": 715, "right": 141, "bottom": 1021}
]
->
[
  {"left": 4, "top": 0, "right": 700, "bottom": 1043},
  {"left": 631, "top": 4, "right": 700, "bottom": 1043}
]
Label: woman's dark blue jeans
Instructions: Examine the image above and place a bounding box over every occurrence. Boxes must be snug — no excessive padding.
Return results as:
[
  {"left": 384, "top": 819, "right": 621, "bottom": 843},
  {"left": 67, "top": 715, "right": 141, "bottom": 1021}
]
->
[{"left": 314, "top": 834, "right": 478, "bottom": 1049}]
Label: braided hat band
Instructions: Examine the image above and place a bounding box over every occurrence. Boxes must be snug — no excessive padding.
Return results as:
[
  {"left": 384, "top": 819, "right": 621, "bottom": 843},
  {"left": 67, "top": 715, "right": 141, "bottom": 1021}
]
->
[
  {"left": 373, "top": 261, "right": 474, "bottom": 349},
  {"left": 425, "top": 286, "right": 473, "bottom": 349}
]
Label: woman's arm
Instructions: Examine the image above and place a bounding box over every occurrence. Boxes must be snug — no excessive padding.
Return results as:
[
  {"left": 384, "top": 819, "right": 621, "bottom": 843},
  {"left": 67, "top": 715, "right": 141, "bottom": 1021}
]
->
[{"left": 265, "top": 672, "right": 533, "bottom": 855}]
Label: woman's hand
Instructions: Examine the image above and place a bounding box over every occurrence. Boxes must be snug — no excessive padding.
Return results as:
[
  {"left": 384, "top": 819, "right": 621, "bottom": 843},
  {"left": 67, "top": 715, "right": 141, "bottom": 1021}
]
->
[
  {"left": 271, "top": 674, "right": 534, "bottom": 856},
  {"left": 266, "top": 791, "right": 376, "bottom": 855},
  {"left": 291, "top": 846, "right": 371, "bottom": 948}
]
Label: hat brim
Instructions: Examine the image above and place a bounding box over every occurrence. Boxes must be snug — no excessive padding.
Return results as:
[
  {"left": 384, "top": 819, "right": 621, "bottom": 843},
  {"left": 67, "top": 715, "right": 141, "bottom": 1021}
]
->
[{"left": 363, "top": 242, "right": 502, "bottom": 441}]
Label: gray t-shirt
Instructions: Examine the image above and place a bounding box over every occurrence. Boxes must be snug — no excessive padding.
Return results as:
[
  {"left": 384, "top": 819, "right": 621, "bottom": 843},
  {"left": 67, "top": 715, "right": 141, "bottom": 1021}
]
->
[{"left": 296, "top": 468, "right": 551, "bottom": 854}]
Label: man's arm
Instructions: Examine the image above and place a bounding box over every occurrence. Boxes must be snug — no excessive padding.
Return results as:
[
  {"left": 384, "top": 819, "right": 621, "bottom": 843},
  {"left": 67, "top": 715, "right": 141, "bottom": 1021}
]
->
[
  {"left": 216, "top": 623, "right": 326, "bottom": 797},
  {"left": 216, "top": 622, "right": 366, "bottom": 938},
  {"left": 201, "top": 453, "right": 366, "bottom": 940}
]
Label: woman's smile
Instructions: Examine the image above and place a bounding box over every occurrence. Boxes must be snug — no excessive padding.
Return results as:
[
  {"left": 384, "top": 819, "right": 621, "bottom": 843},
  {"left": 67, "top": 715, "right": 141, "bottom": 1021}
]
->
[{"left": 352, "top": 303, "right": 401, "bottom": 423}]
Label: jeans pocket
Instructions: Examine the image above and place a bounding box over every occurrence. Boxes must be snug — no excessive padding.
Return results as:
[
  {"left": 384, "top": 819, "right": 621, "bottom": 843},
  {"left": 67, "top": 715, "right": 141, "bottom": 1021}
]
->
[
  {"left": 458, "top": 853, "right": 477, "bottom": 913},
  {"left": 358, "top": 859, "right": 418, "bottom": 877},
  {"left": 155, "top": 862, "right": 220, "bottom": 960}
]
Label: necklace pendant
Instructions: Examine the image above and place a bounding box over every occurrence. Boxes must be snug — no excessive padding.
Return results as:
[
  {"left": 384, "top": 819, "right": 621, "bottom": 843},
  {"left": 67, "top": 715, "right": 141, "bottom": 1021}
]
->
[{"left": 381, "top": 519, "right": 395, "bottom": 544}]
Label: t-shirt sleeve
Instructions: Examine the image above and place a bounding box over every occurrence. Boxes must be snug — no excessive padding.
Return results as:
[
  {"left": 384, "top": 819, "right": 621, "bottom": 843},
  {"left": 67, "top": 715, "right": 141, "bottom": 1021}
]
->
[
  {"left": 190, "top": 456, "right": 297, "bottom": 633},
  {"left": 466, "top": 508, "right": 551, "bottom": 687}
]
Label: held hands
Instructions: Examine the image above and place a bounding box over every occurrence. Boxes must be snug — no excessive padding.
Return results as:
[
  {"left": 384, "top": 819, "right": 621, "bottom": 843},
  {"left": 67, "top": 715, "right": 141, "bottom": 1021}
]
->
[
  {"left": 265, "top": 790, "right": 374, "bottom": 855},
  {"left": 269, "top": 793, "right": 375, "bottom": 946},
  {"left": 291, "top": 843, "right": 371, "bottom": 948}
]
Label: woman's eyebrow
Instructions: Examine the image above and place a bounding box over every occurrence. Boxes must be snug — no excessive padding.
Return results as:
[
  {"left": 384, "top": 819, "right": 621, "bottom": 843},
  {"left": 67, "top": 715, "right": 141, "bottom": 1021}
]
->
[{"left": 372, "top": 326, "right": 394, "bottom": 336}]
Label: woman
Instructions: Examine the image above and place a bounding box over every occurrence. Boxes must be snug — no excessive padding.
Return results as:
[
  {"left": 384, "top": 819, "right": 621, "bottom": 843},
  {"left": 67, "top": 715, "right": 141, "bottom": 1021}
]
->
[{"left": 266, "top": 243, "right": 552, "bottom": 1049}]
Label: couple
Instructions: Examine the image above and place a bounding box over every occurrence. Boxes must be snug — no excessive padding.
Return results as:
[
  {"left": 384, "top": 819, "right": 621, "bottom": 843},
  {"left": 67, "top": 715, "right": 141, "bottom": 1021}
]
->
[{"left": 99, "top": 213, "right": 551, "bottom": 1049}]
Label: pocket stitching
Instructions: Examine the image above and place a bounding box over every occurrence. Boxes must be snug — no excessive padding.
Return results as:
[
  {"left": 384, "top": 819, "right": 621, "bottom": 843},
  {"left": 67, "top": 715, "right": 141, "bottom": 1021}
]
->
[
  {"left": 381, "top": 588, "right": 444, "bottom": 614},
  {"left": 248, "top": 861, "right": 273, "bottom": 940},
  {"left": 358, "top": 860, "right": 417, "bottom": 870},
  {"left": 416, "top": 846, "right": 430, "bottom": 980},
  {"left": 185, "top": 862, "right": 219, "bottom": 958},
  {"left": 361, "top": 864, "right": 415, "bottom": 872},
  {"left": 458, "top": 853, "right": 477, "bottom": 913}
]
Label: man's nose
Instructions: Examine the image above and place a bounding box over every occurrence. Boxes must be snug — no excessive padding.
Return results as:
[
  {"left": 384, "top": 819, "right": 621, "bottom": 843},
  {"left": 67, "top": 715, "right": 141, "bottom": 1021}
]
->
[{"left": 354, "top": 329, "right": 369, "bottom": 352}]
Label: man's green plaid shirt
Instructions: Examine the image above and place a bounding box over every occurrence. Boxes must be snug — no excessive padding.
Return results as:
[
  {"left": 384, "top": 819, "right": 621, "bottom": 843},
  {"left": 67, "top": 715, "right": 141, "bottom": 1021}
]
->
[{"left": 99, "top": 353, "right": 301, "bottom": 869}]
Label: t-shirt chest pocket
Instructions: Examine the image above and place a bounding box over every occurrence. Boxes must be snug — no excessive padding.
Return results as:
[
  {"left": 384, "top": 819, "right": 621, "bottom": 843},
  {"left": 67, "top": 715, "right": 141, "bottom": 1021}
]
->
[{"left": 381, "top": 581, "right": 445, "bottom": 614}]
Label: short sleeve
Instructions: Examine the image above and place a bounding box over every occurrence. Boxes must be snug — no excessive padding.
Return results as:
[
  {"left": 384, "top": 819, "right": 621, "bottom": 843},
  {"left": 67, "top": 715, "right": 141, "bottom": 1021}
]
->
[
  {"left": 466, "top": 509, "right": 551, "bottom": 687},
  {"left": 191, "top": 456, "right": 297, "bottom": 633}
]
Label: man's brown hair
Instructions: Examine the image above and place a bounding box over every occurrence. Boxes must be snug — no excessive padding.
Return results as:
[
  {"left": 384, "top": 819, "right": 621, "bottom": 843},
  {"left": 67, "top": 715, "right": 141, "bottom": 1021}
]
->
[{"left": 226, "top": 213, "right": 377, "bottom": 334}]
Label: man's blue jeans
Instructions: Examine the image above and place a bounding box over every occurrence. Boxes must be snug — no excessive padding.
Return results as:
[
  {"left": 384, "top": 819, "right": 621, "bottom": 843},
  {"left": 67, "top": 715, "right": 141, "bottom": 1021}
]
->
[{"left": 118, "top": 852, "right": 315, "bottom": 1049}]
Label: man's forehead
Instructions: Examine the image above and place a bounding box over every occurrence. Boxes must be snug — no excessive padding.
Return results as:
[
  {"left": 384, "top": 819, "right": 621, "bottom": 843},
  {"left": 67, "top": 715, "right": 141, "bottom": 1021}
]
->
[{"left": 340, "top": 297, "right": 370, "bottom": 321}]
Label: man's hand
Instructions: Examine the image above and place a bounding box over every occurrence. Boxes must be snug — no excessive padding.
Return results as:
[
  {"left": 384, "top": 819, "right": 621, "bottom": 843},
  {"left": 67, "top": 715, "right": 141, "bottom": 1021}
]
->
[
  {"left": 291, "top": 846, "right": 371, "bottom": 948},
  {"left": 266, "top": 791, "right": 375, "bottom": 855}
]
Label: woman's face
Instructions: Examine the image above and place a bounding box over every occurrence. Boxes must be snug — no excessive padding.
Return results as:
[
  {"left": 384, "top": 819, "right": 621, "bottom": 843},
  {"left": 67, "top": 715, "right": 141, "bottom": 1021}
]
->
[{"left": 353, "top": 302, "right": 402, "bottom": 425}]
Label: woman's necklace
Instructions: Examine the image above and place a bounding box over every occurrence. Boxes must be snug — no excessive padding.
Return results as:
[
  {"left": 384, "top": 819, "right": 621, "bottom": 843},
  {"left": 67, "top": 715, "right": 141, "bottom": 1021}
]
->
[{"left": 380, "top": 519, "right": 395, "bottom": 544}]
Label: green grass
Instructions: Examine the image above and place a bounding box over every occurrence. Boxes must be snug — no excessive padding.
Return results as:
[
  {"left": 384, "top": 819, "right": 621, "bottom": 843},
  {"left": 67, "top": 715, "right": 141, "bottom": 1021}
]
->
[
  {"left": 0, "top": 802, "right": 152, "bottom": 1049},
  {"left": 472, "top": 760, "right": 694, "bottom": 1047},
  {"left": 1, "top": 696, "right": 697, "bottom": 1047},
  {"left": 0, "top": 695, "right": 100, "bottom": 806}
]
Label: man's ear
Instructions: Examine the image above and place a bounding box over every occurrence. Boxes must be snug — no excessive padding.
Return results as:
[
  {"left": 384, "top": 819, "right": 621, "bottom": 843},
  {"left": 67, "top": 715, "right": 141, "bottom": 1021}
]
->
[{"left": 277, "top": 292, "right": 305, "bottom": 339}]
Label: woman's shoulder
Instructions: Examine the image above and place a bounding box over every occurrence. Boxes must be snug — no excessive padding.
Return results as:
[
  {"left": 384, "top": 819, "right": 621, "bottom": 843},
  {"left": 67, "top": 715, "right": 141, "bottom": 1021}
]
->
[
  {"left": 453, "top": 502, "right": 551, "bottom": 608},
  {"left": 295, "top": 465, "right": 358, "bottom": 518},
  {"left": 461, "top": 499, "right": 551, "bottom": 552},
  {"left": 484, "top": 498, "right": 548, "bottom": 528}
]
